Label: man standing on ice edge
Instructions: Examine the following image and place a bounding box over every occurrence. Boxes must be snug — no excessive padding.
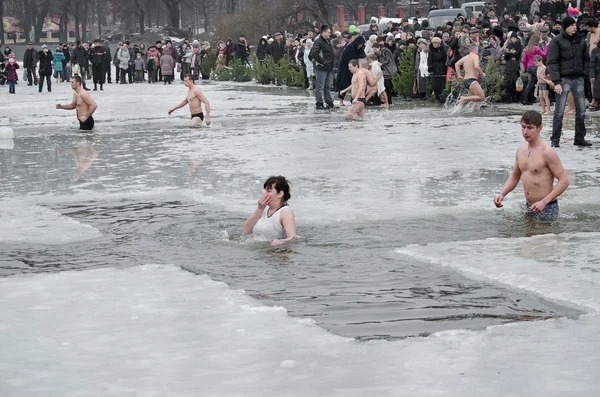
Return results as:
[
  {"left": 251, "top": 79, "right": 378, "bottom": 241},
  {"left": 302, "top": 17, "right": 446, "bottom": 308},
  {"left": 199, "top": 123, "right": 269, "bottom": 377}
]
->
[
  {"left": 311, "top": 25, "right": 335, "bottom": 110},
  {"left": 89, "top": 39, "right": 107, "bottom": 91},
  {"left": 547, "top": 16, "right": 592, "bottom": 147}
]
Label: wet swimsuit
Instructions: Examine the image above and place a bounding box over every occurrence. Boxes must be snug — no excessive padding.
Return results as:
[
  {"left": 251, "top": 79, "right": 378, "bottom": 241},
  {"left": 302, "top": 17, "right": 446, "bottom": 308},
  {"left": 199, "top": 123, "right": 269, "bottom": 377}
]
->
[
  {"left": 79, "top": 116, "right": 94, "bottom": 131},
  {"left": 525, "top": 199, "right": 559, "bottom": 222},
  {"left": 352, "top": 98, "right": 367, "bottom": 105},
  {"left": 463, "top": 78, "right": 477, "bottom": 90},
  {"left": 538, "top": 83, "right": 548, "bottom": 91},
  {"left": 191, "top": 112, "right": 204, "bottom": 121}
]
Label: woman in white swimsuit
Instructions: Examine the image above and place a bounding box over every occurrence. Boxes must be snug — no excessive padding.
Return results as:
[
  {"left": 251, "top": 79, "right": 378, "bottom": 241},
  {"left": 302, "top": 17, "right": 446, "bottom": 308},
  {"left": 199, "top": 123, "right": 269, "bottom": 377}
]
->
[{"left": 244, "top": 176, "right": 297, "bottom": 246}]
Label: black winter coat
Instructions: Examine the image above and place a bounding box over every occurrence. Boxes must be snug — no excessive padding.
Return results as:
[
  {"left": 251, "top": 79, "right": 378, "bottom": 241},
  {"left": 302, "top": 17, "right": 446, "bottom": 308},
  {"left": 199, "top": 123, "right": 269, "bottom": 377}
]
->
[
  {"left": 270, "top": 40, "right": 285, "bottom": 62},
  {"left": 23, "top": 48, "right": 38, "bottom": 68},
  {"left": 335, "top": 36, "right": 365, "bottom": 93},
  {"left": 547, "top": 30, "right": 589, "bottom": 83},
  {"left": 38, "top": 50, "right": 54, "bottom": 76},
  {"left": 310, "top": 35, "right": 334, "bottom": 72},
  {"left": 89, "top": 45, "right": 107, "bottom": 65},
  {"left": 256, "top": 39, "right": 270, "bottom": 61},
  {"left": 428, "top": 44, "right": 447, "bottom": 91}
]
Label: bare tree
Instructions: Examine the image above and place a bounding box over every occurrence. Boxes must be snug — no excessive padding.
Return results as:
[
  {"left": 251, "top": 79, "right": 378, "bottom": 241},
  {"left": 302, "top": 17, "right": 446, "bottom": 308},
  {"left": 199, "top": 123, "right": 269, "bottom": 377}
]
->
[
  {"left": 161, "top": 0, "right": 182, "bottom": 27},
  {"left": 0, "top": 0, "right": 5, "bottom": 44}
]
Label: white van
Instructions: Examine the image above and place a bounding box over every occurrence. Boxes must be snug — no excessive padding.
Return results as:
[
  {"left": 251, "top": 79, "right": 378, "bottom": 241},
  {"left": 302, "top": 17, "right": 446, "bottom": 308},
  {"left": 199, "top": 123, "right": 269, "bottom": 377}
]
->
[{"left": 461, "top": 2, "right": 486, "bottom": 17}]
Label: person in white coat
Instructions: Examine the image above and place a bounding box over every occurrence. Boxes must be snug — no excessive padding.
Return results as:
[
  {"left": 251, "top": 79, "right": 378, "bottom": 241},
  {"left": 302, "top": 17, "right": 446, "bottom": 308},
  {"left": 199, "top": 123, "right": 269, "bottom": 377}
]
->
[{"left": 303, "top": 39, "right": 315, "bottom": 89}]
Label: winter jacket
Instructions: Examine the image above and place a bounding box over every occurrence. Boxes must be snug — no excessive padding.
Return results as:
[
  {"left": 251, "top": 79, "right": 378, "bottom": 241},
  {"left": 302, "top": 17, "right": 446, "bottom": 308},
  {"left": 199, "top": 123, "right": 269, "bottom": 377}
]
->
[
  {"left": 256, "top": 38, "right": 270, "bottom": 61},
  {"left": 113, "top": 47, "right": 121, "bottom": 66},
  {"left": 428, "top": 44, "right": 447, "bottom": 77},
  {"left": 128, "top": 46, "right": 136, "bottom": 66},
  {"left": 23, "top": 48, "right": 38, "bottom": 68},
  {"left": 159, "top": 53, "right": 175, "bottom": 75},
  {"left": 547, "top": 30, "right": 589, "bottom": 83},
  {"left": 378, "top": 46, "right": 398, "bottom": 78},
  {"left": 103, "top": 46, "right": 112, "bottom": 67},
  {"left": 589, "top": 46, "right": 600, "bottom": 78},
  {"left": 5, "top": 62, "right": 19, "bottom": 81},
  {"left": 134, "top": 58, "right": 146, "bottom": 71},
  {"left": 89, "top": 45, "right": 107, "bottom": 65},
  {"left": 522, "top": 45, "right": 548, "bottom": 70},
  {"left": 147, "top": 46, "right": 161, "bottom": 63},
  {"left": 304, "top": 44, "right": 314, "bottom": 77},
  {"left": 38, "top": 49, "right": 54, "bottom": 76},
  {"left": 235, "top": 39, "right": 249, "bottom": 61},
  {"left": 335, "top": 36, "right": 365, "bottom": 92},
  {"left": 270, "top": 40, "right": 286, "bottom": 62},
  {"left": 310, "top": 35, "right": 334, "bottom": 72},
  {"left": 53, "top": 50, "right": 65, "bottom": 72},
  {"left": 117, "top": 48, "right": 130, "bottom": 70}
]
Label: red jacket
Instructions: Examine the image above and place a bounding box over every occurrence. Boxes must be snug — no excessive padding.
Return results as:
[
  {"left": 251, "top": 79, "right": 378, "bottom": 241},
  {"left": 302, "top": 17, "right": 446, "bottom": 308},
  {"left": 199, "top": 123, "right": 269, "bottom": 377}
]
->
[{"left": 6, "top": 62, "right": 19, "bottom": 81}]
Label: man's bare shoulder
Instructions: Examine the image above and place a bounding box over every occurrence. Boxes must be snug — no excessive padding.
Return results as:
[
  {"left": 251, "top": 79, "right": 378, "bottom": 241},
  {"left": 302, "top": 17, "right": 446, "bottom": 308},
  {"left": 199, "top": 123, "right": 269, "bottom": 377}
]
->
[
  {"left": 541, "top": 141, "right": 560, "bottom": 161},
  {"left": 192, "top": 86, "right": 206, "bottom": 96}
]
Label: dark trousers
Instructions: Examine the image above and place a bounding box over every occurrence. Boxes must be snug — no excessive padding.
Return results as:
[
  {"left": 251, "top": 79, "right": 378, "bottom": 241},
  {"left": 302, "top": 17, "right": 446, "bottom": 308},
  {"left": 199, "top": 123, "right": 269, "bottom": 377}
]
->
[
  {"left": 521, "top": 67, "right": 537, "bottom": 104},
  {"left": 128, "top": 65, "right": 134, "bottom": 83},
  {"left": 115, "top": 65, "right": 120, "bottom": 83},
  {"left": 26, "top": 67, "right": 36, "bottom": 85},
  {"left": 120, "top": 68, "right": 128, "bottom": 83},
  {"left": 551, "top": 77, "right": 587, "bottom": 143},
  {"left": 92, "top": 64, "right": 105, "bottom": 86},
  {"left": 38, "top": 75, "right": 51, "bottom": 92},
  {"left": 384, "top": 78, "right": 394, "bottom": 105},
  {"left": 105, "top": 64, "right": 112, "bottom": 83}
]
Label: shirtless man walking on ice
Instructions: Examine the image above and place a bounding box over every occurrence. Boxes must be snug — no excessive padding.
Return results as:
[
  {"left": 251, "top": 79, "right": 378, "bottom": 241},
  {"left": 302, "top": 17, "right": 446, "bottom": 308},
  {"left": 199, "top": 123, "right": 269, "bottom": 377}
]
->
[
  {"left": 494, "top": 111, "right": 569, "bottom": 222},
  {"left": 341, "top": 59, "right": 367, "bottom": 120},
  {"left": 168, "top": 74, "right": 211, "bottom": 126},
  {"left": 56, "top": 76, "right": 98, "bottom": 131},
  {"left": 455, "top": 44, "right": 486, "bottom": 110}
]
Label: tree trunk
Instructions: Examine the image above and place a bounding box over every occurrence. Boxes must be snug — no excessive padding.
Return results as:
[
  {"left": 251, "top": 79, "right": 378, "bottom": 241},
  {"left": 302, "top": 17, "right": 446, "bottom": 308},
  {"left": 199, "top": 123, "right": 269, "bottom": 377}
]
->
[
  {"left": 82, "top": 0, "right": 88, "bottom": 42},
  {"left": 161, "top": 0, "right": 181, "bottom": 27},
  {"left": 34, "top": 0, "right": 52, "bottom": 43},
  {"left": 74, "top": 1, "right": 80, "bottom": 40},
  {"left": 22, "top": 0, "right": 32, "bottom": 44},
  {"left": 97, "top": 1, "right": 102, "bottom": 38},
  {"left": 135, "top": 0, "right": 146, "bottom": 34},
  {"left": 0, "top": 0, "right": 4, "bottom": 45}
]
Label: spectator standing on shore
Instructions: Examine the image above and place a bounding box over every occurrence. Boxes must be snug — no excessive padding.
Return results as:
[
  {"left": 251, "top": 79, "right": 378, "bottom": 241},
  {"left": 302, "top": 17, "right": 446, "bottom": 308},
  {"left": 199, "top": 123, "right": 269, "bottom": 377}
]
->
[
  {"left": 310, "top": 25, "right": 335, "bottom": 110},
  {"left": 547, "top": 16, "right": 592, "bottom": 147},
  {"left": 23, "top": 42, "right": 38, "bottom": 86}
]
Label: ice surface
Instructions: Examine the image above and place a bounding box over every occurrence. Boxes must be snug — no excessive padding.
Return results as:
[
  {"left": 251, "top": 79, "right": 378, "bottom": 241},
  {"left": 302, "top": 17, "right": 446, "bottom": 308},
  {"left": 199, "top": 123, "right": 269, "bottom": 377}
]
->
[
  {"left": 1, "top": 264, "right": 598, "bottom": 396},
  {"left": 0, "top": 200, "right": 101, "bottom": 245}
]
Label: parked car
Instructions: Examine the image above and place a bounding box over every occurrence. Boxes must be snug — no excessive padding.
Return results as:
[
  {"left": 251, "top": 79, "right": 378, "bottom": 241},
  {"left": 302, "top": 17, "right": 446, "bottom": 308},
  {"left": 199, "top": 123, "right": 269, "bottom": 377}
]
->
[
  {"left": 427, "top": 9, "right": 465, "bottom": 28},
  {"left": 461, "top": 2, "right": 486, "bottom": 17}
]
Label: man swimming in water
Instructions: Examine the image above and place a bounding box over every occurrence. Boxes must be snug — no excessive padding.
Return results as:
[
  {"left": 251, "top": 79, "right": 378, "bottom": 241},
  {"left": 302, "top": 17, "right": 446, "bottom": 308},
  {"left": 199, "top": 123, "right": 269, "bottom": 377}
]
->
[
  {"left": 494, "top": 110, "right": 569, "bottom": 222},
  {"left": 455, "top": 44, "right": 486, "bottom": 110},
  {"left": 168, "top": 74, "right": 211, "bottom": 126},
  {"left": 55, "top": 76, "right": 98, "bottom": 131},
  {"left": 341, "top": 59, "right": 366, "bottom": 120}
]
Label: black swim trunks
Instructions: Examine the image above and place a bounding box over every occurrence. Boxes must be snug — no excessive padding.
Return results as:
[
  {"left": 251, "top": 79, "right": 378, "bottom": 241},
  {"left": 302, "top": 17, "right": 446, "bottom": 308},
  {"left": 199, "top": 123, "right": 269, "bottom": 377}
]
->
[
  {"left": 79, "top": 116, "right": 94, "bottom": 131},
  {"left": 190, "top": 112, "right": 204, "bottom": 121},
  {"left": 352, "top": 98, "right": 367, "bottom": 105},
  {"left": 464, "top": 78, "right": 477, "bottom": 90}
]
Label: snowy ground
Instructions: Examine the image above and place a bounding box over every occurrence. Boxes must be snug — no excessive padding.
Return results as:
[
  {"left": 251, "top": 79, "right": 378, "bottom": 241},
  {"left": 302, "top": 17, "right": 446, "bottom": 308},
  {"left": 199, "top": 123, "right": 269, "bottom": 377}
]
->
[{"left": 1, "top": 80, "right": 599, "bottom": 395}]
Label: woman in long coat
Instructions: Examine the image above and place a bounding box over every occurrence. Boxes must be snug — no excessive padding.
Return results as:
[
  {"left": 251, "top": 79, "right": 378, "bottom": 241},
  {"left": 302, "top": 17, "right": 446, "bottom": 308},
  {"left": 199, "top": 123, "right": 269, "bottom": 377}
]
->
[
  {"left": 428, "top": 37, "right": 447, "bottom": 103},
  {"left": 335, "top": 35, "right": 366, "bottom": 106}
]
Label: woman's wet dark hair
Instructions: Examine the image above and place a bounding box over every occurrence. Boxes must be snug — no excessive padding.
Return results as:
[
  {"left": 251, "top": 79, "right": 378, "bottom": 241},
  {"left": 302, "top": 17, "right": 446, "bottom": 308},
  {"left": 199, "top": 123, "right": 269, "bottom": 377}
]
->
[{"left": 264, "top": 176, "right": 292, "bottom": 202}]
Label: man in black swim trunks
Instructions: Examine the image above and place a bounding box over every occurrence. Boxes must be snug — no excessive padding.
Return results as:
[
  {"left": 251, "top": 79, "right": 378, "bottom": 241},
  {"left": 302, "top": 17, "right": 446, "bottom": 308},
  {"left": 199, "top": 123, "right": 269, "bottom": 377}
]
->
[
  {"left": 168, "top": 74, "right": 211, "bottom": 126},
  {"left": 56, "top": 76, "right": 98, "bottom": 131},
  {"left": 455, "top": 44, "right": 486, "bottom": 110},
  {"left": 343, "top": 59, "right": 367, "bottom": 120}
]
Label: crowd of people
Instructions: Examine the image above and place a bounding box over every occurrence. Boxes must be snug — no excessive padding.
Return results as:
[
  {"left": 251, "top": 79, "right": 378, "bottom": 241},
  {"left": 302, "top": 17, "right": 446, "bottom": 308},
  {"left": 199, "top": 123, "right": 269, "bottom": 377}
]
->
[{"left": 1, "top": 38, "right": 213, "bottom": 93}]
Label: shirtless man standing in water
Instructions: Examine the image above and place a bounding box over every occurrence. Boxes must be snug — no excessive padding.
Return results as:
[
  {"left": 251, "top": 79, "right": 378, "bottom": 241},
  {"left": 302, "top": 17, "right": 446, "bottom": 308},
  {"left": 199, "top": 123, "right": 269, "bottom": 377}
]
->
[
  {"left": 455, "top": 44, "right": 486, "bottom": 110},
  {"left": 341, "top": 59, "right": 366, "bottom": 120},
  {"left": 494, "top": 111, "right": 569, "bottom": 222},
  {"left": 56, "top": 76, "right": 98, "bottom": 131},
  {"left": 168, "top": 74, "right": 211, "bottom": 126}
]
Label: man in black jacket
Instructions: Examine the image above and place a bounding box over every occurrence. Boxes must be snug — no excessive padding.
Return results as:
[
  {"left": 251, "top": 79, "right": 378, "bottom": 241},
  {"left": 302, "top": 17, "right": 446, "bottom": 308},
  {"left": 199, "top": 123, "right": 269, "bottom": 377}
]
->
[
  {"left": 104, "top": 40, "right": 112, "bottom": 83},
  {"left": 547, "top": 16, "right": 592, "bottom": 147},
  {"left": 89, "top": 39, "right": 107, "bottom": 91},
  {"left": 270, "top": 32, "right": 285, "bottom": 63},
  {"left": 23, "top": 42, "right": 38, "bottom": 85},
  {"left": 310, "top": 25, "right": 335, "bottom": 109}
]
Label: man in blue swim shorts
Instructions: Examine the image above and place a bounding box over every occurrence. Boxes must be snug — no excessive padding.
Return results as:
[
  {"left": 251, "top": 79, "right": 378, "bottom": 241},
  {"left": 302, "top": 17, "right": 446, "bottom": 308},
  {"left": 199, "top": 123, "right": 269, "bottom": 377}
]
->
[{"left": 494, "top": 110, "right": 569, "bottom": 222}]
